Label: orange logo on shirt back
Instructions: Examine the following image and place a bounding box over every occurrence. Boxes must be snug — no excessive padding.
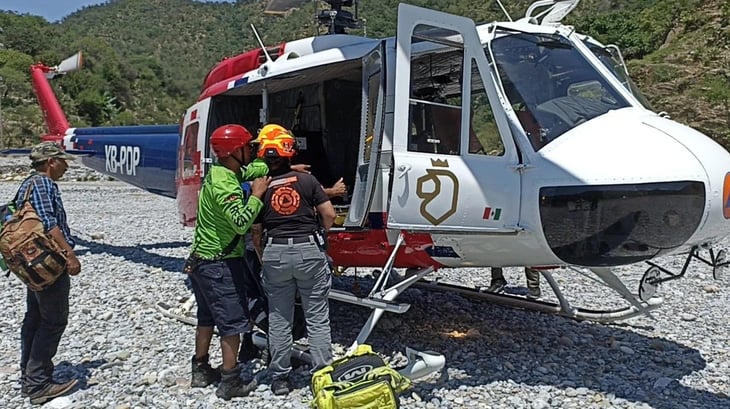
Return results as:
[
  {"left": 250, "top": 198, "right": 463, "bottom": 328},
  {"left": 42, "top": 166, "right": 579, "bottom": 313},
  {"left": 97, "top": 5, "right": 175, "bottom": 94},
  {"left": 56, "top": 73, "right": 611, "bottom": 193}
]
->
[
  {"left": 722, "top": 173, "right": 730, "bottom": 219},
  {"left": 271, "top": 186, "right": 301, "bottom": 215}
]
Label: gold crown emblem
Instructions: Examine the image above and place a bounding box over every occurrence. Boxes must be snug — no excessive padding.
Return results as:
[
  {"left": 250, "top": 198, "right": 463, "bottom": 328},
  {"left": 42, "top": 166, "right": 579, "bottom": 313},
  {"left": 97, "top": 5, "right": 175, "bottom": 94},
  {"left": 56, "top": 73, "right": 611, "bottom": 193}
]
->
[{"left": 430, "top": 159, "right": 449, "bottom": 167}]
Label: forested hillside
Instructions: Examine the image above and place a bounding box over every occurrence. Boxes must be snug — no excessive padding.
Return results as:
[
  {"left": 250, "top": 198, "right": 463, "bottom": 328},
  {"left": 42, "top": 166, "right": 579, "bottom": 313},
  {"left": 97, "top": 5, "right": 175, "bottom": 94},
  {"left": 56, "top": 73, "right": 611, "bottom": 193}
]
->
[{"left": 0, "top": 0, "right": 728, "bottom": 148}]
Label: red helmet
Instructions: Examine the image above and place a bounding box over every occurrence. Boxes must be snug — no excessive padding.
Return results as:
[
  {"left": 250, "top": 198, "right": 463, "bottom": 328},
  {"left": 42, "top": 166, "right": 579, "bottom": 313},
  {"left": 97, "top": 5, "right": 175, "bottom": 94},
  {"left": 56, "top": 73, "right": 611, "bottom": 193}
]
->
[{"left": 210, "top": 125, "right": 253, "bottom": 159}]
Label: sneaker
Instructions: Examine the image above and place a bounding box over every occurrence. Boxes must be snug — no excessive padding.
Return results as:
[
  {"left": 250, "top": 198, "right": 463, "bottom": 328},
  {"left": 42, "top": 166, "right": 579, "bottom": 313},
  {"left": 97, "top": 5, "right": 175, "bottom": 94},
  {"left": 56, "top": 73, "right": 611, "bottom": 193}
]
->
[
  {"left": 527, "top": 287, "right": 541, "bottom": 300},
  {"left": 191, "top": 355, "right": 221, "bottom": 388},
  {"left": 271, "top": 377, "right": 291, "bottom": 396},
  {"left": 486, "top": 278, "right": 508, "bottom": 293},
  {"left": 28, "top": 379, "right": 78, "bottom": 405}
]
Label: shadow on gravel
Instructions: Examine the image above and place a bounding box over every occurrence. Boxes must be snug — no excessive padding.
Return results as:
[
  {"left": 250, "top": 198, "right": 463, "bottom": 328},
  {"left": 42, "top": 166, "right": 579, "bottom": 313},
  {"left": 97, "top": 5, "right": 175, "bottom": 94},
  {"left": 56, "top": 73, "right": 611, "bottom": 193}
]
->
[
  {"left": 74, "top": 237, "right": 187, "bottom": 272},
  {"left": 329, "top": 276, "right": 730, "bottom": 409},
  {"left": 55, "top": 359, "right": 107, "bottom": 391}
]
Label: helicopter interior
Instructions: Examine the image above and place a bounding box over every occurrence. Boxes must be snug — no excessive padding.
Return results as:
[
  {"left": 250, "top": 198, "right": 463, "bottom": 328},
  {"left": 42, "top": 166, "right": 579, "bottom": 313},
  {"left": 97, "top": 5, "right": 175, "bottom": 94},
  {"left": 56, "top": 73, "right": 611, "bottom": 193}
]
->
[{"left": 207, "top": 60, "right": 364, "bottom": 211}]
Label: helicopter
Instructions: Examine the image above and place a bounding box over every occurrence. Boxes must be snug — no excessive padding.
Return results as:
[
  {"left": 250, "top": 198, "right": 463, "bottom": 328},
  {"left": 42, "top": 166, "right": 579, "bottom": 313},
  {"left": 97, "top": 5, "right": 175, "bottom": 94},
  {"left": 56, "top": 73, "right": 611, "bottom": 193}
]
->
[{"left": 26, "top": 0, "right": 730, "bottom": 362}]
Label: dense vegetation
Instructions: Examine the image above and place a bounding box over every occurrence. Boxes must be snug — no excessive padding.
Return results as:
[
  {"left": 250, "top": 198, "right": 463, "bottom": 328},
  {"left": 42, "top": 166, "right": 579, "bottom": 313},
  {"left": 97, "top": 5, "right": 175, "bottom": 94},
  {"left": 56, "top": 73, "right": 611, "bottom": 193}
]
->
[{"left": 0, "top": 0, "right": 728, "bottom": 148}]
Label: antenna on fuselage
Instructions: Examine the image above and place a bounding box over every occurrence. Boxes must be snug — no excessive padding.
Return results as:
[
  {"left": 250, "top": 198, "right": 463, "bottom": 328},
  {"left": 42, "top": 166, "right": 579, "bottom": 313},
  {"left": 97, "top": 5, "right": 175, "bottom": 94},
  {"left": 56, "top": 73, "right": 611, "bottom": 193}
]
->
[
  {"left": 251, "top": 24, "right": 273, "bottom": 64},
  {"left": 495, "top": 0, "right": 513, "bottom": 22}
]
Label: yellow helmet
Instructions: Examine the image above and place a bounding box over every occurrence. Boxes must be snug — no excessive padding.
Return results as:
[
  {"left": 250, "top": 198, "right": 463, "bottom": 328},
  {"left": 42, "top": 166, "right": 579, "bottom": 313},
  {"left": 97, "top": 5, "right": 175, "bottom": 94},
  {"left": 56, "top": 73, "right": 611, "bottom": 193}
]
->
[{"left": 256, "top": 124, "right": 297, "bottom": 158}]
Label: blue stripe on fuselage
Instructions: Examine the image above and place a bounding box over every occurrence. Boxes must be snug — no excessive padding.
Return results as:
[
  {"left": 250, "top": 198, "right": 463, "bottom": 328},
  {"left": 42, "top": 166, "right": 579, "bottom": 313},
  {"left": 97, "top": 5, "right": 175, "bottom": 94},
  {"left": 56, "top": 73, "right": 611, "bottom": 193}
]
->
[{"left": 73, "top": 125, "right": 180, "bottom": 198}]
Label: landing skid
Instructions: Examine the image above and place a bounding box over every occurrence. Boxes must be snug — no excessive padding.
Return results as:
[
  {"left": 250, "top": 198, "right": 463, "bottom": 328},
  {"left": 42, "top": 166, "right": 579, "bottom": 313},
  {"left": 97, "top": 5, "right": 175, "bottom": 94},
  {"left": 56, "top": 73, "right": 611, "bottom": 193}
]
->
[
  {"left": 639, "top": 245, "right": 729, "bottom": 301},
  {"left": 414, "top": 269, "right": 662, "bottom": 323}
]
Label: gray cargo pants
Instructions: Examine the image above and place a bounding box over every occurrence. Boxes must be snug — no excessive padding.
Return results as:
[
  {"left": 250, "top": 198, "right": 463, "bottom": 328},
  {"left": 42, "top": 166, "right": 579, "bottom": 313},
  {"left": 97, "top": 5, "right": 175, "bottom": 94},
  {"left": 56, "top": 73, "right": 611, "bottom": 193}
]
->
[{"left": 261, "top": 237, "right": 333, "bottom": 379}]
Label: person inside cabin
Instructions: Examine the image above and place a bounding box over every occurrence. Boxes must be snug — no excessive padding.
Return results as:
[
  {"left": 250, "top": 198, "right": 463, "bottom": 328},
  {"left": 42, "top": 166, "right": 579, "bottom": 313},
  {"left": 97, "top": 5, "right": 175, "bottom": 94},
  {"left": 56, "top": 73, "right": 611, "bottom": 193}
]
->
[
  {"left": 429, "top": 100, "right": 462, "bottom": 155},
  {"left": 497, "top": 50, "right": 555, "bottom": 151}
]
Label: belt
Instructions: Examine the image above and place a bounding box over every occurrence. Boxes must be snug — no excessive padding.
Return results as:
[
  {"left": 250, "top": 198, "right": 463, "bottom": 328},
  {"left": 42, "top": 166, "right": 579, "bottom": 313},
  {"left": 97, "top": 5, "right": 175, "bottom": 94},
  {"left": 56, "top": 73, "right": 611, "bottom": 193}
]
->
[{"left": 267, "top": 235, "right": 314, "bottom": 245}]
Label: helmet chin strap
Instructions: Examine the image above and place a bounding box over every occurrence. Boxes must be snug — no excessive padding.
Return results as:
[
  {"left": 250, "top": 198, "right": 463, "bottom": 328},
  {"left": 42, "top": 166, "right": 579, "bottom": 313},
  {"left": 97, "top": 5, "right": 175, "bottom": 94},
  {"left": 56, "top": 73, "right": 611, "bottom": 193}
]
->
[
  {"left": 230, "top": 147, "right": 248, "bottom": 171},
  {"left": 230, "top": 154, "right": 244, "bottom": 167}
]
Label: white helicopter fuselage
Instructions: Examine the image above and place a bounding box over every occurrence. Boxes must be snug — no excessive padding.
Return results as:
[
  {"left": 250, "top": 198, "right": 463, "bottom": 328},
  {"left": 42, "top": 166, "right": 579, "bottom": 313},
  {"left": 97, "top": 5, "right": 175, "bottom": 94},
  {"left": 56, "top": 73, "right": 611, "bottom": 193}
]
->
[{"left": 174, "top": 2, "right": 730, "bottom": 271}]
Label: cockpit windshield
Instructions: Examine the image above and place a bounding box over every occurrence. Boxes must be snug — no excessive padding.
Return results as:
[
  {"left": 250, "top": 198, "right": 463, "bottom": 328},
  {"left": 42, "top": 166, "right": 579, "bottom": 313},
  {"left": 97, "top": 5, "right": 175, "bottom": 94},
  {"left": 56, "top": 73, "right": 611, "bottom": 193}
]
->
[{"left": 491, "top": 31, "right": 630, "bottom": 150}]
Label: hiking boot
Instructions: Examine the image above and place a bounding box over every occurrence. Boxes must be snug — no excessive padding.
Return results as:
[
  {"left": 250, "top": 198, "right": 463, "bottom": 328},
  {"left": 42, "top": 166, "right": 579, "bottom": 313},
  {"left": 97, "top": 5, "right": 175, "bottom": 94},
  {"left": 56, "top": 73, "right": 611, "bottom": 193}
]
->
[
  {"left": 216, "top": 365, "right": 256, "bottom": 400},
  {"left": 271, "top": 377, "right": 291, "bottom": 396},
  {"left": 28, "top": 379, "right": 77, "bottom": 405},
  {"left": 191, "top": 354, "right": 220, "bottom": 388},
  {"left": 527, "top": 287, "right": 541, "bottom": 300},
  {"left": 238, "top": 332, "right": 259, "bottom": 363},
  {"left": 486, "top": 278, "right": 508, "bottom": 293}
]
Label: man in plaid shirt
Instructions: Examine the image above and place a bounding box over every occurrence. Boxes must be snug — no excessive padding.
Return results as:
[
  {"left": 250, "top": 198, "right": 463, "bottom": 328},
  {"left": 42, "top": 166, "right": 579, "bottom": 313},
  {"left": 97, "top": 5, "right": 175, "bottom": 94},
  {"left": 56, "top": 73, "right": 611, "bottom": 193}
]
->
[{"left": 14, "top": 142, "right": 81, "bottom": 405}]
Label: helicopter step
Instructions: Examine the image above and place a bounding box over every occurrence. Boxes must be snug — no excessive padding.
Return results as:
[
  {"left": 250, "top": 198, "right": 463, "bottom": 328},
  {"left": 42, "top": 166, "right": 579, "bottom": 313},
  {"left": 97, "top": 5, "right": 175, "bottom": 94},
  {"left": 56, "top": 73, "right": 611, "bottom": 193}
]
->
[{"left": 328, "top": 289, "right": 411, "bottom": 313}]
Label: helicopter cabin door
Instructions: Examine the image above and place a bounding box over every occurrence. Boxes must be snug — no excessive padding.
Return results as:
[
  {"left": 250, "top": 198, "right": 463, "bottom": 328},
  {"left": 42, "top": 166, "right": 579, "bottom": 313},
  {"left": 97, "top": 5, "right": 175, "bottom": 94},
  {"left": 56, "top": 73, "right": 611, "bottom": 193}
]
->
[
  {"left": 344, "top": 46, "right": 385, "bottom": 227},
  {"left": 176, "top": 98, "right": 211, "bottom": 226},
  {"left": 388, "top": 4, "right": 521, "bottom": 234}
]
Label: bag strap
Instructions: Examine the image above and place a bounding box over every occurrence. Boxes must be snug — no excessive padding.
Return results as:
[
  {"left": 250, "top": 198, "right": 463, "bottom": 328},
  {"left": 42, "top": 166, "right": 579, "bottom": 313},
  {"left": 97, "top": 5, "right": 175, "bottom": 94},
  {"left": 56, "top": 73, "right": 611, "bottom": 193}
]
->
[
  {"left": 364, "top": 366, "right": 411, "bottom": 394},
  {"left": 323, "top": 366, "right": 411, "bottom": 394},
  {"left": 216, "top": 234, "right": 241, "bottom": 260},
  {"left": 12, "top": 174, "right": 38, "bottom": 207}
]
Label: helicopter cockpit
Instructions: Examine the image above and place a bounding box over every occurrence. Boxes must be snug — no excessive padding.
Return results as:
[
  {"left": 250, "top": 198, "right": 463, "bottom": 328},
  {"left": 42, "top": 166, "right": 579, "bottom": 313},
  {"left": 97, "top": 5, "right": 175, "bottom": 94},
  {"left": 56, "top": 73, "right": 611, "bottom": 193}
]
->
[
  {"left": 583, "top": 39, "right": 655, "bottom": 111},
  {"left": 490, "top": 31, "right": 631, "bottom": 150}
]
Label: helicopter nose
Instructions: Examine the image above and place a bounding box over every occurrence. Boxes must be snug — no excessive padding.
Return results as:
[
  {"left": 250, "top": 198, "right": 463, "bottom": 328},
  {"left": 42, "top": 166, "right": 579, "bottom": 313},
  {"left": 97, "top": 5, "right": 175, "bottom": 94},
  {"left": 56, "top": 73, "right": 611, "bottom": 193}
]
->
[{"left": 536, "top": 109, "right": 709, "bottom": 267}]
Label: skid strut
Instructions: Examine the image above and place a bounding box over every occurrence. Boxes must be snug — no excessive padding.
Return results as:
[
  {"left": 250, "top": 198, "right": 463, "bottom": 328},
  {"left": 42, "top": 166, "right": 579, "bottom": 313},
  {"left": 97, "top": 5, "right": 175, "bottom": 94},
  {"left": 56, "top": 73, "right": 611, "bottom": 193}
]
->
[
  {"left": 344, "top": 233, "right": 434, "bottom": 352},
  {"left": 332, "top": 232, "right": 445, "bottom": 380}
]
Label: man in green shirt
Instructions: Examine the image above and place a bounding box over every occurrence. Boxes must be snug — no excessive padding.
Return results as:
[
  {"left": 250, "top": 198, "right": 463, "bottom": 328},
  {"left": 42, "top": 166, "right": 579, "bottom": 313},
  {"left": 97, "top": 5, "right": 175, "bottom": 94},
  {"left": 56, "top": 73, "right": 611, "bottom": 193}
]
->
[{"left": 188, "top": 124, "right": 270, "bottom": 400}]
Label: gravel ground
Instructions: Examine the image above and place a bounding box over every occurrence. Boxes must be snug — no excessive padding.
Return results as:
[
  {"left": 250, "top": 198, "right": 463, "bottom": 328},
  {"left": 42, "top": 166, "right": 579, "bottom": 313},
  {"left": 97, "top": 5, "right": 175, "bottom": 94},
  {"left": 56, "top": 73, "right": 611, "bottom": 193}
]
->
[{"left": 0, "top": 159, "right": 729, "bottom": 408}]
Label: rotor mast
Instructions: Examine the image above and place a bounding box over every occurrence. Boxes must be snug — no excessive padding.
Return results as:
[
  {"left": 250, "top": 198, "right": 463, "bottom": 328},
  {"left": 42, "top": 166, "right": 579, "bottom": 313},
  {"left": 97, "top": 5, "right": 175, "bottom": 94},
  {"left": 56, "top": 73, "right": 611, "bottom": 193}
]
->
[{"left": 316, "top": 0, "right": 361, "bottom": 35}]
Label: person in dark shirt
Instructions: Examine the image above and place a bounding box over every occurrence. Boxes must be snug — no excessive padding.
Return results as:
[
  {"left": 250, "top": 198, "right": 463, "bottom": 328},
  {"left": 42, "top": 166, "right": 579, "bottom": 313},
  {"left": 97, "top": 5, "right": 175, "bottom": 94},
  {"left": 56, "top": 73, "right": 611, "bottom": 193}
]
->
[{"left": 251, "top": 124, "right": 336, "bottom": 396}]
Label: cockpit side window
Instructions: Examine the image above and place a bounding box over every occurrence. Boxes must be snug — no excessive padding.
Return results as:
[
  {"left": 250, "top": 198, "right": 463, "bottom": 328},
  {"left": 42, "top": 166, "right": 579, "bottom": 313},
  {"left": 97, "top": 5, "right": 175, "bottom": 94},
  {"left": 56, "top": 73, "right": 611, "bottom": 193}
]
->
[
  {"left": 492, "top": 32, "right": 630, "bottom": 150},
  {"left": 469, "top": 59, "right": 504, "bottom": 156},
  {"left": 408, "top": 47, "right": 464, "bottom": 155},
  {"left": 407, "top": 46, "right": 505, "bottom": 157}
]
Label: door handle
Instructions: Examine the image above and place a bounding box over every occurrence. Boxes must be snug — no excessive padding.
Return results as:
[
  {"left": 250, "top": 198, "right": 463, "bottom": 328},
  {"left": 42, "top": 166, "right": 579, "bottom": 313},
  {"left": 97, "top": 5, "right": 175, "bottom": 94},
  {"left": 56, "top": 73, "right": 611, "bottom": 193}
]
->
[{"left": 397, "top": 163, "right": 412, "bottom": 178}]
